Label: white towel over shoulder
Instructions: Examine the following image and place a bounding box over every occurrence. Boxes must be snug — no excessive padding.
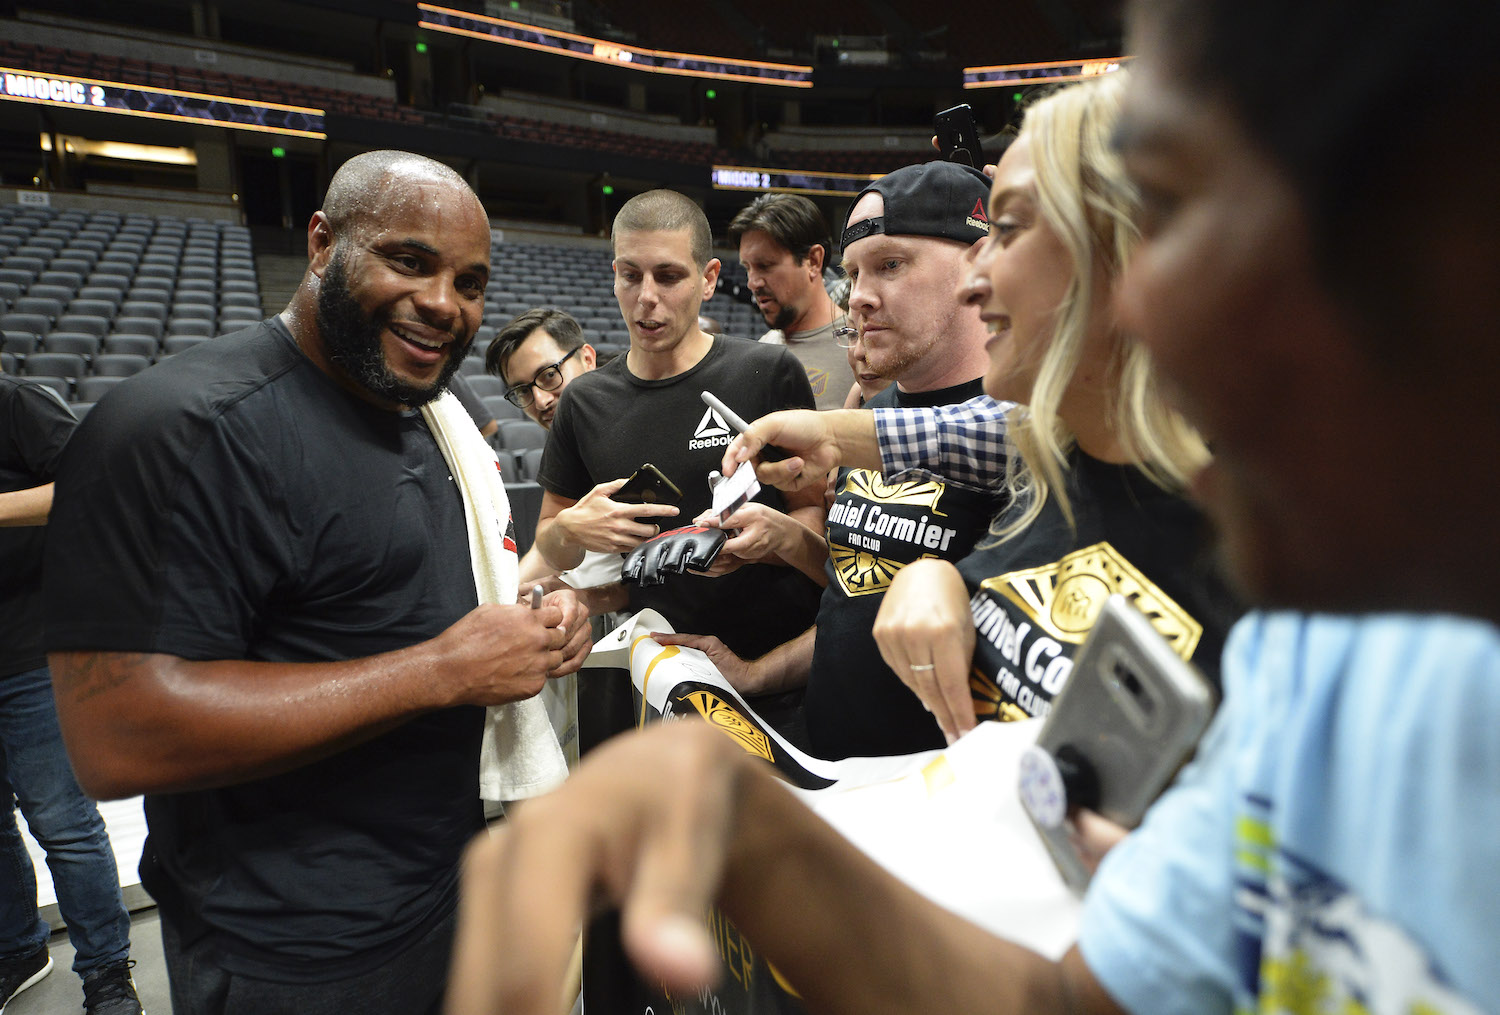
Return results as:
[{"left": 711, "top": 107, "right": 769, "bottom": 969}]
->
[{"left": 421, "top": 391, "right": 567, "bottom": 801}]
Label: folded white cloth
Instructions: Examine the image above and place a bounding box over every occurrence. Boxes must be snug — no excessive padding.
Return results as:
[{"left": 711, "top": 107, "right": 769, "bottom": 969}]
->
[{"left": 421, "top": 391, "right": 567, "bottom": 801}]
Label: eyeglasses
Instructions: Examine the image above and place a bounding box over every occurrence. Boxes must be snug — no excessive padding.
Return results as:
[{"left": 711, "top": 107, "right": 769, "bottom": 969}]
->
[
  {"left": 834, "top": 326, "right": 860, "bottom": 349},
  {"left": 503, "top": 346, "right": 582, "bottom": 408}
]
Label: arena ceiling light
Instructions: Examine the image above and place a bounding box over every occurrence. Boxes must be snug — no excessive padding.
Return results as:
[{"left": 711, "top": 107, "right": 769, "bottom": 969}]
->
[
  {"left": 964, "top": 56, "right": 1128, "bottom": 89},
  {"left": 0, "top": 66, "right": 326, "bottom": 138},
  {"left": 418, "top": 3, "right": 814, "bottom": 88},
  {"left": 40, "top": 134, "right": 199, "bottom": 166}
]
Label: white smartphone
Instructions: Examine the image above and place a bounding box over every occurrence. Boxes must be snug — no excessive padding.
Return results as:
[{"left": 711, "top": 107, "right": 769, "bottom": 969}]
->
[{"left": 1019, "top": 594, "right": 1216, "bottom": 891}]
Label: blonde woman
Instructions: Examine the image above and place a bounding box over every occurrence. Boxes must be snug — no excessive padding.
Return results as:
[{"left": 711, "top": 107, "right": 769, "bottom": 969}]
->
[{"left": 729, "top": 72, "right": 1240, "bottom": 755}]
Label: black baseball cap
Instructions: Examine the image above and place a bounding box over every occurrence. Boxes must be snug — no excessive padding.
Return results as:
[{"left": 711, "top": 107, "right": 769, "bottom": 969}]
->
[{"left": 840, "top": 161, "right": 992, "bottom": 251}]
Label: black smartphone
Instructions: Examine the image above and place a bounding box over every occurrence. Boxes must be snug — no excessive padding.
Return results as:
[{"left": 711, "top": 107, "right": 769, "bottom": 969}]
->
[
  {"left": 1019, "top": 595, "right": 1217, "bottom": 891},
  {"left": 615, "top": 463, "right": 684, "bottom": 525},
  {"left": 935, "top": 103, "right": 984, "bottom": 168}
]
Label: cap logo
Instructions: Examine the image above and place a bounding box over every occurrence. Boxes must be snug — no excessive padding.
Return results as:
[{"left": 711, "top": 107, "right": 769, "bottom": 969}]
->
[{"left": 966, "top": 198, "right": 989, "bottom": 231}]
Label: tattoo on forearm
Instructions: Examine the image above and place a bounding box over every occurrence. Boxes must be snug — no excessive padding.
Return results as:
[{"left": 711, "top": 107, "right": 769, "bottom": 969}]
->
[{"left": 60, "top": 653, "right": 147, "bottom": 703}]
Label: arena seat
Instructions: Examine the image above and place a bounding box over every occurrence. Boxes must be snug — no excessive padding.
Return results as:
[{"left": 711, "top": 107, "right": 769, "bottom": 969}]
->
[
  {"left": 466, "top": 375, "right": 506, "bottom": 400},
  {"left": 519, "top": 447, "right": 544, "bottom": 481},
  {"left": 169, "top": 305, "right": 216, "bottom": 322},
  {"left": 114, "top": 317, "right": 164, "bottom": 341},
  {"left": 42, "top": 333, "right": 102, "bottom": 357},
  {"left": 55, "top": 314, "right": 110, "bottom": 338},
  {"left": 119, "top": 300, "right": 168, "bottom": 322},
  {"left": 497, "top": 419, "right": 548, "bottom": 452},
  {"left": 0, "top": 312, "right": 49, "bottom": 341},
  {"left": 66, "top": 299, "right": 119, "bottom": 321},
  {"left": 103, "top": 334, "right": 160, "bottom": 358},
  {"left": 166, "top": 319, "right": 215, "bottom": 338},
  {"left": 1, "top": 330, "right": 38, "bottom": 355},
  {"left": 77, "top": 286, "right": 125, "bottom": 309},
  {"left": 23, "top": 352, "right": 87, "bottom": 381},
  {"left": 76, "top": 375, "right": 128, "bottom": 402},
  {"left": 14, "top": 296, "right": 63, "bottom": 321},
  {"left": 37, "top": 273, "right": 83, "bottom": 293}
]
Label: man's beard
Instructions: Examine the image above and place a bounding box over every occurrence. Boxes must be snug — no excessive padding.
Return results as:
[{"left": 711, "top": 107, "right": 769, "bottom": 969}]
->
[
  {"left": 316, "top": 250, "right": 471, "bottom": 408},
  {"left": 770, "top": 301, "right": 799, "bottom": 332}
]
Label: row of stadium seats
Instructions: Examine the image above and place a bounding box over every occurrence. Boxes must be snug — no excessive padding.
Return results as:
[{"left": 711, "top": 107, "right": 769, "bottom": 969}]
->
[{"left": 0, "top": 206, "right": 264, "bottom": 383}]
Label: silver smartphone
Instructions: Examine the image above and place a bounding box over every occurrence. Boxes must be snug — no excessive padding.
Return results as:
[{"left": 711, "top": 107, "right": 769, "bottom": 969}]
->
[{"left": 1020, "top": 594, "right": 1216, "bottom": 891}]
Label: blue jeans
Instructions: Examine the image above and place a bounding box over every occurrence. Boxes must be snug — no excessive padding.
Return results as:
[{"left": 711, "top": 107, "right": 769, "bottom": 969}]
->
[{"left": 0, "top": 664, "right": 131, "bottom": 974}]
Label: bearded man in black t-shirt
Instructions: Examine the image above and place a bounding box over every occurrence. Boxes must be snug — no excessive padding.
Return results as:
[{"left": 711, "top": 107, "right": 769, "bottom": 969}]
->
[
  {"left": 41, "top": 151, "right": 590, "bottom": 1015},
  {"left": 653, "top": 162, "right": 1008, "bottom": 759}
]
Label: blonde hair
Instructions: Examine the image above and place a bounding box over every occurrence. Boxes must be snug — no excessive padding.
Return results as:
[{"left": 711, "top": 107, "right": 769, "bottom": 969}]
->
[{"left": 992, "top": 70, "right": 1209, "bottom": 541}]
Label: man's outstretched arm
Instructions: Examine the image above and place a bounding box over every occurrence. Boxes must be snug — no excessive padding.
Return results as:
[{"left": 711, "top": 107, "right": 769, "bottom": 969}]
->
[{"left": 448, "top": 722, "right": 1127, "bottom": 1015}]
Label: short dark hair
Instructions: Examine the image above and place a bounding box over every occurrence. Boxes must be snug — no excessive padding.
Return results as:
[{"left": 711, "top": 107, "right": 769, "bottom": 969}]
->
[
  {"left": 727, "top": 194, "right": 831, "bottom": 265},
  {"left": 611, "top": 190, "right": 713, "bottom": 269},
  {"left": 486, "top": 307, "right": 586, "bottom": 382}
]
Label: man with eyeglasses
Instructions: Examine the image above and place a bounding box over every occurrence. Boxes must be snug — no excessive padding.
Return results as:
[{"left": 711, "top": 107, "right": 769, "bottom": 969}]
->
[
  {"left": 486, "top": 308, "right": 619, "bottom": 591},
  {"left": 486, "top": 308, "right": 597, "bottom": 432}
]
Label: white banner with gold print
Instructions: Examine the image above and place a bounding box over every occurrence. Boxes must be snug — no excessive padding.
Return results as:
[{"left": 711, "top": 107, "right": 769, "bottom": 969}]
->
[{"left": 593, "top": 611, "right": 1082, "bottom": 965}]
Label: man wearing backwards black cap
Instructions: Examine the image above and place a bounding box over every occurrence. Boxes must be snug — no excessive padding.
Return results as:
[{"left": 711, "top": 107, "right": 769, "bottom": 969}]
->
[{"left": 655, "top": 160, "right": 1003, "bottom": 759}]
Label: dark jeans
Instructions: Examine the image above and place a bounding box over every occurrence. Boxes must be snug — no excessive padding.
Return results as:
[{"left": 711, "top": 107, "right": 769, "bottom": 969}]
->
[
  {"left": 0, "top": 664, "right": 131, "bottom": 974},
  {"left": 160, "top": 905, "right": 455, "bottom": 1015}
]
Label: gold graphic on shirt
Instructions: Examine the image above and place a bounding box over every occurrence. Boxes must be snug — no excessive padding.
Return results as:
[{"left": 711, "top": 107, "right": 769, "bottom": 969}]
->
[
  {"left": 677, "top": 690, "right": 775, "bottom": 762},
  {"left": 841, "top": 469, "right": 948, "bottom": 513},
  {"left": 828, "top": 470, "right": 950, "bottom": 596},
  {"left": 980, "top": 541, "right": 1202, "bottom": 659},
  {"left": 829, "top": 542, "right": 917, "bottom": 597},
  {"left": 969, "top": 668, "right": 1032, "bottom": 722}
]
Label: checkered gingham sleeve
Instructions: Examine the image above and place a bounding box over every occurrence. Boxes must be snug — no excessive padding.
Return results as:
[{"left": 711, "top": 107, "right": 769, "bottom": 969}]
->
[{"left": 872, "top": 394, "right": 1014, "bottom": 491}]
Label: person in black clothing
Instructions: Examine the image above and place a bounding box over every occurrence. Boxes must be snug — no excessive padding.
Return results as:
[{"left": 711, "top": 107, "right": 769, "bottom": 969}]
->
[
  {"left": 653, "top": 161, "right": 1007, "bottom": 759},
  {"left": 534, "top": 190, "right": 824, "bottom": 663},
  {"left": 41, "top": 150, "right": 589, "bottom": 1015},
  {"left": 866, "top": 74, "right": 1237, "bottom": 740},
  {"left": 0, "top": 371, "right": 142, "bottom": 1015}
]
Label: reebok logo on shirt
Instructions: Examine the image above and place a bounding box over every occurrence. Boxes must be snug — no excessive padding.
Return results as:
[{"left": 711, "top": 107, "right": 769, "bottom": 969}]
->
[{"left": 688, "top": 406, "right": 734, "bottom": 450}]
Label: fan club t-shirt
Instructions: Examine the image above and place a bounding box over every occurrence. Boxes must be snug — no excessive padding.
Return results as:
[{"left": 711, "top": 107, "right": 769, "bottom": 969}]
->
[{"left": 803, "top": 378, "right": 1002, "bottom": 759}]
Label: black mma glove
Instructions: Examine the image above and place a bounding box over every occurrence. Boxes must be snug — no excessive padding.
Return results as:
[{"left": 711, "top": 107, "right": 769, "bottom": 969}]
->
[{"left": 620, "top": 525, "right": 728, "bottom": 587}]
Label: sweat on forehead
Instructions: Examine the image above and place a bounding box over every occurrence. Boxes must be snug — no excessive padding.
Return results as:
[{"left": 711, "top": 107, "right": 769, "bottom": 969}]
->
[{"left": 322, "top": 150, "right": 479, "bottom": 234}]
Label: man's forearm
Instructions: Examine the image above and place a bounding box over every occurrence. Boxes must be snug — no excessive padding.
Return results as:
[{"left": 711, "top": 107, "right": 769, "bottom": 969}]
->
[
  {"left": 777, "top": 505, "right": 831, "bottom": 585},
  {"left": 0, "top": 483, "right": 54, "bottom": 526},
  {"left": 49, "top": 646, "right": 457, "bottom": 798},
  {"left": 748, "top": 626, "right": 815, "bottom": 694},
  {"left": 49, "top": 603, "right": 564, "bottom": 799},
  {"left": 518, "top": 545, "right": 557, "bottom": 585},
  {"left": 571, "top": 581, "right": 628, "bottom": 616},
  {"left": 535, "top": 517, "right": 586, "bottom": 572},
  {"left": 721, "top": 762, "right": 1098, "bottom": 1015},
  {"left": 824, "top": 409, "right": 883, "bottom": 471}
]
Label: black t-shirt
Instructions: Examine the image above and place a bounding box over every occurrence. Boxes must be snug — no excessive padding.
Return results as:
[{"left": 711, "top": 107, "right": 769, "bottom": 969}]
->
[
  {"left": 538, "top": 337, "right": 821, "bottom": 658},
  {"left": 803, "top": 378, "right": 1004, "bottom": 760},
  {"left": 958, "top": 452, "right": 1239, "bottom": 723},
  {"left": 44, "top": 318, "right": 483, "bottom": 982},
  {"left": 0, "top": 375, "right": 76, "bottom": 677}
]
